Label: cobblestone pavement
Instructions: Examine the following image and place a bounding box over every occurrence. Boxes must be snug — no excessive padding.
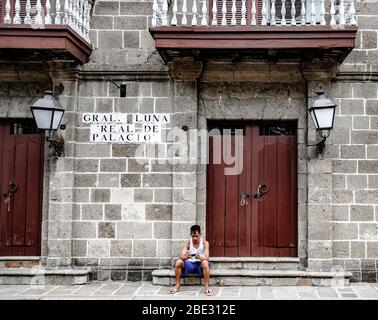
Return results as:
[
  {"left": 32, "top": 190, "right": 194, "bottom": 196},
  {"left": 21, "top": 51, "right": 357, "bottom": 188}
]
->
[{"left": 0, "top": 282, "right": 378, "bottom": 300}]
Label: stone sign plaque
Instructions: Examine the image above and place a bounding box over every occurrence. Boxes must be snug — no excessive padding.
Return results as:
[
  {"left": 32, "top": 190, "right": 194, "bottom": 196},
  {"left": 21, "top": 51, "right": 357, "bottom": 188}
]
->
[{"left": 82, "top": 113, "right": 170, "bottom": 143}]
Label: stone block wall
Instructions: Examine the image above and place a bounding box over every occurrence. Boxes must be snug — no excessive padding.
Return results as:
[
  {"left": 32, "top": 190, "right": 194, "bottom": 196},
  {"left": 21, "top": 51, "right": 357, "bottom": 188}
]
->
[
  {"left": 330, "top": 80, "right": 378, "bottom": 282},
  {"left": 69, "top": 79, "right": 176, "bottom": 280}
]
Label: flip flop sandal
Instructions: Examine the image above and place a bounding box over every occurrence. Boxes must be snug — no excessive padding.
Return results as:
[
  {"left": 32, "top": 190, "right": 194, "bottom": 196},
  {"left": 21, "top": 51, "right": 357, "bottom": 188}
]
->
[
  {"left": 168, "top": 287, "right": 180, "bottom": 294},
  {"left": 205, "top": 289, "right": 214, "bottom": 296}
]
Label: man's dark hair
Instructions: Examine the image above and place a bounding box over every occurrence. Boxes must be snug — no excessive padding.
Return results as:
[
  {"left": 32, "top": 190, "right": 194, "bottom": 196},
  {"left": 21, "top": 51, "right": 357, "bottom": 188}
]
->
[{"left": 190, "top": 225, "right": 201, "bottom": 234}]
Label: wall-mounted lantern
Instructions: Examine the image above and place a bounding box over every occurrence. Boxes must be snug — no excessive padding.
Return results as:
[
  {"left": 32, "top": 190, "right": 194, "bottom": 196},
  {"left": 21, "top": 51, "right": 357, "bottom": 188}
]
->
[
  {"left": 30, "top": 91, "right": 65, "bottom": 157},
  {"left": 308, "top": 90, "right": 337, "bottom": 155}
]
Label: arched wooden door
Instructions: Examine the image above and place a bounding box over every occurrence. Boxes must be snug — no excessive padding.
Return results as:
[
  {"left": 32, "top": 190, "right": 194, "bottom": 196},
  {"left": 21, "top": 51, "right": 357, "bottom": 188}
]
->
[
  {"left": 206, "top": 121, "right": 297, "bottom": 257},
  {"left": 0, "top": 119, "right": 44, "bottom": 256}
]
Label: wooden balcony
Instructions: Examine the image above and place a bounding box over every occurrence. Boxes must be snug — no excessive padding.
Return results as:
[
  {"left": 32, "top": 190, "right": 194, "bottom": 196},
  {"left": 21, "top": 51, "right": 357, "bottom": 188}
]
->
[
  {"left": 0, "top": 0, "right": 93, "bottom": 64},
  {"left": 149, "top": 0, "right": 358, "bottom": 63}
]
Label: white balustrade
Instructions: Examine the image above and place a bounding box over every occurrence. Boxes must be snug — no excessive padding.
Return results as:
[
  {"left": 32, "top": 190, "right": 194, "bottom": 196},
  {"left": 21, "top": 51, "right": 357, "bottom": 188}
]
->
[
  {"left": 310, "top": 0, "right": 316, "bottom": 25},
  {"left": 261, "top": 0, "right": 268, "bottom": 25},
  {"left": 192, "top": 0, "right": 198, "bottom": 26},
  {"left": 330, "top": 0, "right": 336, "bottom": 25},
  {"left": 35, "top": 0, "right": 44, "bottom": 24},
  {"left": 290, "top": 0, "right": 296, "bottom": 26},
  {"left": 0, "top": 0, "right": 93, "bottom": 44},
  {"left": 320, "top": 0, "right": 326, "bottom": 25},
  {"left": 152, "top": 0, "right": 158, "bottom": 26},
  {"left": 4, "top": 0, "right": 12, "bottom": 24},
  {"left": 251, "top": 0, "right": 256, "bottom": 26},
  {"left": 13, "top": 0, "right": 21, "bottom": 24},
  {"left": 281, "top": 0, "right": 286, "bottom": 26},
  {"left": 339, "top": 0, "right": 346, "bottom": 25},
  {"left": 162, "top": 0, "right": 168, "bottom": 26},
  {"left": 301, "top": 0, "right": 306, "bottom": 25},
  {"left": 271, "top": 0, "right": 276, "bottom": 26},
  {"left": 221, "top": 0, "right": 227, "bottom": 26},
  {"left": 182, "top": 0, "right": 188, "bottom": 25},
  {"left": 55, "top": 0, "right": 62, "bottom": 24},
  {"left": 45, "top": 0, "right": 52, "bottom": 24},
  {"left": 1, "top": 0, "right": 359, "bottom": 38},
  {"left": 25, "top": 0, "right": 32, "bottom": 24},
  {"left": 348, "top": 0, "right": 357, "bottom": 26},
  {"left": 231, "top": 0, "right": 237, "bottom": 26},
  {"left": 211, "top": 0, "right": 217, "bottom": 26},
  {"left": 201, "top": 0, "right": 208, "bottom": 26},
  {"left": 241, "top": 0, "right": 246, "bottom": 26}
]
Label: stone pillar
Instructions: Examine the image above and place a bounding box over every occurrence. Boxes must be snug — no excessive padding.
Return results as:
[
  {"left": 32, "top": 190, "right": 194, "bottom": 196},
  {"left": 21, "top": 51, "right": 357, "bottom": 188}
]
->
[
  {"left": 168, "top": 59, "right": 203, "bottom": 259},
  {"left": 302, "top": 62, "right": 336, "bottom": 272},
  {"left": 42, "top": 65, "right": 79, "bottom": 268}
]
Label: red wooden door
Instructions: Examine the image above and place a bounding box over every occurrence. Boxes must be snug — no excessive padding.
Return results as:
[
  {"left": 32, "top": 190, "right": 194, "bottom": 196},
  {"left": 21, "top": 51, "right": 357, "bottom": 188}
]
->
[
  {"left": 206, "top": 122, "right": 297, "bottom": 257},
  {"left": 0, "top": 120, "right": 44, "bottom": 256}
]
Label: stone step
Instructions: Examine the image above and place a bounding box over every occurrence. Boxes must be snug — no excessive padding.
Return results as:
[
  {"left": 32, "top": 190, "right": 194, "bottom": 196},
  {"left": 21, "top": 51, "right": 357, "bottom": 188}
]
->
[
  {"left": 0, "top": 256, "right": 41, "bottom": 268},
  {"left": 209, "top": 257, "right": 301, "bottom": 270},
  {"left": 0, "top": 268, "right": 90, "bottom": 285},
  {"left": 152, "top": 269, "right": 353, "bottom": 287}
]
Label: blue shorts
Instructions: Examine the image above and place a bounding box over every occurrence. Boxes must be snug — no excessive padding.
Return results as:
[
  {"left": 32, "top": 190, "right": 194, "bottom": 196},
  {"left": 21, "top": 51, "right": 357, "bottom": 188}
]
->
[{"left": 182, "top": 260, "right": 203, "bottom": 276}]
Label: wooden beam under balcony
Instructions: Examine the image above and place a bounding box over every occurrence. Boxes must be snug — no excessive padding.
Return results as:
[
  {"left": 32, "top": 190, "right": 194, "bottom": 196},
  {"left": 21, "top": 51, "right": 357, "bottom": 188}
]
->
[
  {"left": 0, "top": 25, "right": 92, "bottom": 64},
  {"left": 149, "top": 26, "right": 358, "bottom": 63}
]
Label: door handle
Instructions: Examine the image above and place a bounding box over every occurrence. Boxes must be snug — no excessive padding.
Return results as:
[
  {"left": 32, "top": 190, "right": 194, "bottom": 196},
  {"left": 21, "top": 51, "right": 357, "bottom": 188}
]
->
[
  {"left": 240, "top": 192, "right": 250, "bottom": 206},
  {"left": 254, "top": 184, "right": 269, "bottom": 200}
]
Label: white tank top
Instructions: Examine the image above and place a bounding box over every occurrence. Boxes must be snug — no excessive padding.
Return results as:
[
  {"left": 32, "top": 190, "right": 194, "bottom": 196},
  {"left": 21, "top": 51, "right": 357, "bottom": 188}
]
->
[{"left": 188, "top": 237, "right": 205, "bottom": 262}]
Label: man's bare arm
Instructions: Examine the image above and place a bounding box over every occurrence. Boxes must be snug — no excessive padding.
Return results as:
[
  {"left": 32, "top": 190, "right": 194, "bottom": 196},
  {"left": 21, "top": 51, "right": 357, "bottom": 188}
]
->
[
  {"left": 179, "top": 240, "right": 189, "bottom": 260},
  {"left": 197, "top": 241, "right": 209, "bottom": 261}
]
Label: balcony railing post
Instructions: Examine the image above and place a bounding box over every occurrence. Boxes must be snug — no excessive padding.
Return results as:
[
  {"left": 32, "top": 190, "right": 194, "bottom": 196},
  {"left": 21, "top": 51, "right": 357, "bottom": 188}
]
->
[
  {"left": 241, "top": 0, "right": 246, "bottom": 25},
  {"left": 171, "top": 0, "right": 178, "bottom": 25},
  {"left": 300, "top": 0, "right": 306, "bottom": 25},
  {"left": 212, "top": 0, "right": 217, "bottom": 25},
  {"left": 55, "top": 0, "right": 62, "bottom": 24},
  {"left": 290, "top": 0, "right": 296, "bottom": 25},
  {"left": 348, "top": 0, "right": 357, "bottom": 26},
  {"left": 152, "top": 0, "right": 158, "bottom": 26},
  {"left": 85, "top": 0, "right": 92, "bottom": 42},
  {"left": 63, "top": 0, "right": 69, "bottom": 25},
  {"left": 201, "top": 0, "right": 208, "bottom": 26},
  {"left": 281, "top": 0, "right": 286, "bottom": 26},
  {"left": 82, "top": 0, "right": 87, "bottom": 38},
  {"left": 192, "top": 0, "right": 198, "bottom": 26},
  {"left": 4, "top": 0, "right": 12, "bottom": 24},
  {"left": 35, "top": 0, "right": 44, "bottom": 24},
  {"left": 68, "top": 0, "right": 73, "bottom": 27},
  {"left": 271, "top": 0, "right": 276, "bottom": 26},
  {"left": 221, "top": 0, "right": 227, "bottom": 25},
  {"left": 13, "top": 0, "right": 21, "bottom": 24},
  {"left": 74, "top": 0, "right": 79, "bottom": 29},
  {"left": 25, "top": 0, "right": 32, "bottom": 24},
  {"left": 310, "top": 0, "right": 316, "bottom": 25},
  {"left": 45, "top": 0, "right": 52, "bottom": 24},
  {"left": 261, "top": 0, "right": 267, "bottom": 25},
  {"left": 211, "top": 0, "right": 220, "bottom": 26},
  {"left": 231, "top": 0, "right": 237, "bottom": 25},
  {"left": 163, "top": 0, "right": 168, "bottom": 26},
  {"left": 339, "top": 0, "right": 346, "bottom": 25},
  {"left": 79, "top": 0, "right": 84, "bottom": 36},
  {"left": 251, "top": 0, "right": 256, "bottom": 25},
  {"left": 182, "top": 0, "right": 188, "bottom": 25},
  {"left": 330, "top": 0, "right": 336, "bottom": 25},
  {"left": 320, "top": 0, "right": 325, "bottom": 25}
]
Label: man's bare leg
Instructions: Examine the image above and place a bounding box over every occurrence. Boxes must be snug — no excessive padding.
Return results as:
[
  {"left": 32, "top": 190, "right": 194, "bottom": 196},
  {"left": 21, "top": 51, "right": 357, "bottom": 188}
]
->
[
  {"left": 174, "top": 259, "right": 184, "bottom": 290},
  {"left": 201, "top": 260, "right": 210, "bottom": 291}
]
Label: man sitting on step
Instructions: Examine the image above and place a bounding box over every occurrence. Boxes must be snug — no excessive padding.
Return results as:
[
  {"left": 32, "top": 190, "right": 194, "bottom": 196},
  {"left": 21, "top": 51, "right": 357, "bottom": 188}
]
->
[{"left": 168, "top": 224, "right": 213, "bottom": 296}]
